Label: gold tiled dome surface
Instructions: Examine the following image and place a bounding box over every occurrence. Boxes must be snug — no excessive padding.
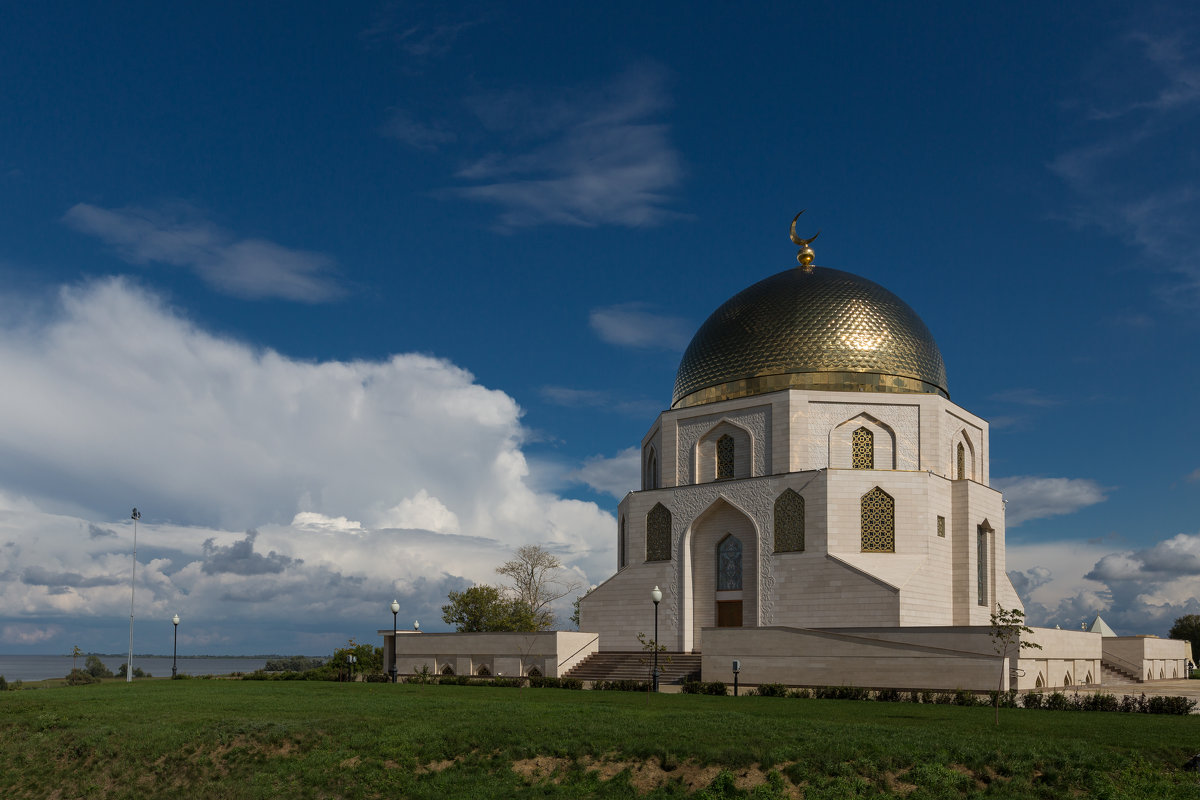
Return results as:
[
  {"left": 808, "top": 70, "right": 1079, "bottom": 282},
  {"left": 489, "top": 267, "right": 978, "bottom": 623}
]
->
[{"left": 672, "top": 267, "right": 948, "bottom": 408}]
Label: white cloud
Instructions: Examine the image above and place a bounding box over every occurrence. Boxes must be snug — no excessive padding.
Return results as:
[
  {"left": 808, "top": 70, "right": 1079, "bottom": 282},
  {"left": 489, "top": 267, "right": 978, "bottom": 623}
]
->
[
  {"left": 0, "top": 278, "right": 614, "bottom": 652},
  {"left": 62, "top": 203, "right": 342, "bottom": 302},
  {"left": 571, "top": 448, "right": 640, "bottom": 500},
  {"left": 589, "top": 303, "right": 691, "bottom": 350},
  {"left": 381, "top": 109, "right": 457, "bottom": 151},
  {"left": 452, "top": 64, "right": 685, "bottom": 230},
  {"left": 2, "top": 623, "right": 62, "bottom": 645},
  {"left": 993, "top": 475, "right": 1108, "bottom": 526}
]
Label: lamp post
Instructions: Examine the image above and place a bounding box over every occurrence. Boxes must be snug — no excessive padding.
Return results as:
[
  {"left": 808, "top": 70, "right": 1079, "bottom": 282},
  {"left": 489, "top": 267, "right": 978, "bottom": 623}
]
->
[
  {"left": 172, "top": 614, "right": 180, "bottom": 679},
  {"left": 390, "top": 599, "right": 400, "bottom": 683},
  {"left": 127, "top": 507, "right": 140, "bottom": 683},
  {"left": 651, "top": 585, "right": 662, "bottom": 692}
]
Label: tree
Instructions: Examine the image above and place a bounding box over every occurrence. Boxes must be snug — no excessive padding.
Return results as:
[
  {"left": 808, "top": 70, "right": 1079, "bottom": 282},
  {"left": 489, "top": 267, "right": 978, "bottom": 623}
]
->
[
  {"left": 71, "top": 645, "right": 82, "bottom": 673},
  {"left": 989, "top": 605, "right": 1041, "bottom": 726},
  {"left": 1168, "top": 615, "right": 1200, "bottom": 668},
  {"left": 84, "top": 654, "right": 114, "bottom": 679},
  {"left": 441, "top": 585, "right": 537, "bottom": 632},
  {"left": 495, "top": 544, "right": 582, "bottom": 631}
]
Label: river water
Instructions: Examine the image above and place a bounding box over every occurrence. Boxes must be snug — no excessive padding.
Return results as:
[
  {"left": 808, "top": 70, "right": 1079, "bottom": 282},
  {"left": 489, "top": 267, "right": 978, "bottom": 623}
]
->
[{"left": 0, "top": 654, "right": 274, "bottom": 682}]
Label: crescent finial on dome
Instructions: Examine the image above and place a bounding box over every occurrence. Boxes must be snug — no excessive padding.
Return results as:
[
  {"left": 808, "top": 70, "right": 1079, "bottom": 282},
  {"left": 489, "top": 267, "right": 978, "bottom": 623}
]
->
[{"left": 789, "top": 210, "right": 820, "bottom": 273}]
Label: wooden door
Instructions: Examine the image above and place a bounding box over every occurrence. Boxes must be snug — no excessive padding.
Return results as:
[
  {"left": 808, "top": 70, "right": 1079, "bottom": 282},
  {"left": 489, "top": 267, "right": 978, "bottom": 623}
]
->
[{"left": 716, "top": 600, "right": 743, "bottom": 628}]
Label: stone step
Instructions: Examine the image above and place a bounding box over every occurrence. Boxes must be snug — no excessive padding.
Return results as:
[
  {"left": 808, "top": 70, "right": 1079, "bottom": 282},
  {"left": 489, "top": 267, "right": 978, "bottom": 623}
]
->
[{"left": 564, "top": 651, "right": 702, "bottom": 684}]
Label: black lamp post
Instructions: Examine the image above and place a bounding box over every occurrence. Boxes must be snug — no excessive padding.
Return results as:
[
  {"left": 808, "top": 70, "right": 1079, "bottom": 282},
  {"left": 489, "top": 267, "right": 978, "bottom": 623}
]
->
[
  {"left": 651, "top": 585, "right": 662, "bottom": 692},
  {"left": 171, "top": 614, "right": 180, "bottom": 678},
  {"left": 390, "top": 599, "right": 400, "bottom": 683}
]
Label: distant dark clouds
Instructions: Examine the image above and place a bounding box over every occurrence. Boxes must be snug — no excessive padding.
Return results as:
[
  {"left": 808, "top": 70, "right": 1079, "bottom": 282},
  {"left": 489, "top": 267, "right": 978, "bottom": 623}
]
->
[
  {"left": 21, "top": 565, "right": 123, "bottom": 588},
  {"left": 62, "top": 203, "right": 343, "bottom": 303},
  {"left": 88, "top": 523, "right": 116, "bottom": 539},
  {"left": 201, "top": 530, "right": 298, "bottom": 576}
]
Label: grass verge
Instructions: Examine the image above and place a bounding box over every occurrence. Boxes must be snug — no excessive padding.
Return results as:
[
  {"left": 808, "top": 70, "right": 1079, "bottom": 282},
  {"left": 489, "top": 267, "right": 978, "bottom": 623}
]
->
[{"left": 1, "top": 680, "right": 1197, "bottom": 798}]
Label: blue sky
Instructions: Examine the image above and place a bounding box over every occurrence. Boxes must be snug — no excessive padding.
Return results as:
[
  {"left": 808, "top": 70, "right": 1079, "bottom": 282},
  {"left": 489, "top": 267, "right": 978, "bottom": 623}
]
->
[{"left": 1, "top": 2, "right": 1198, "bottom": 656}]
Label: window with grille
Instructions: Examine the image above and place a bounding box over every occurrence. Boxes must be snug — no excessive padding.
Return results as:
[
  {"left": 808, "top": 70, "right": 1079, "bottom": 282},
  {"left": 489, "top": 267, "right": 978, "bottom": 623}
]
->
[
  {"left": 716, "top": 434, "right": 734, "bottom": 479},
  {"left": 861, "top": 487, "right": 895, "bottom": 552},
  {"left": 977, "top": 525, "right": 988, "bottom": 605},
  {"left": 937, "top": 515, "right": 945, "bottom": 538},
  {"left": 646, "top": 503, "right": 672, "bottom": 561},
  {"left": 717, "top": 535, "right": 743, "bottom": 590},
  {"left": 957, "top": 443, "right": 966, "bottom": 480},
  {"left": 774, "top": 489, "right": 805, "bottom": 552},
  {"left": 852, "top": 427, "right": 873, "bottom": 469}
]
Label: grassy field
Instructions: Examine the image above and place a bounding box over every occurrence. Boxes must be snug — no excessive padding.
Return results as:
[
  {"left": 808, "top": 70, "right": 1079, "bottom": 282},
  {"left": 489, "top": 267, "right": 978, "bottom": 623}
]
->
[{"left": 1, "top": 680, "right": 1197, "bottom": 799}]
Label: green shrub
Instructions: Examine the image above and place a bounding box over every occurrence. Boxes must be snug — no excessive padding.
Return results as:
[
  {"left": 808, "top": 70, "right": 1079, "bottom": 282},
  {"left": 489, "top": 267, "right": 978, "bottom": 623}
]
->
[
  {"left": 491, "top": 677, "right": 525, "bottom": 688},
  {"left": 681, "top": 680, "right": 727, "bottom": 695},
  {"left": 263, "top": 656, "right": 325, "bottom": 672},
  {"left": 875, "top": 688, "right": 902, "bottom": 702},
  {"left": 528, "top": 676, "right": 581, "bottom": 689},
  {"left": 0, "top": 675, "right": 7, "bottom": 691},
  {"left": 66, "top": 669, "right": 98, "bottom": 686},
  {"left": 1147, "top": 695, "right": 1196, "bottom": 715},
  {"left": 953, "top": 689, "right": 980, "bottom": 706},
  {"left": 786, "top": 688, "right": 812, "bottom": 699},
  {"left": 84, "top": 655, "right": 114, "bottom": 678},
  {"left": 595, "top": 679, "right": 650, "bottom": 692},
  {"left": 1021, "top": 692, "right": 1044, "bottom": 709},
  {"left": 1044, "top": 692, "right": 1070, "bottom": 711},
  {"left": 364, "top": 672, "right": 390, "bottom": 683},
  {"left": 754, "top": 683, "right": 788, "bottom": 697}
]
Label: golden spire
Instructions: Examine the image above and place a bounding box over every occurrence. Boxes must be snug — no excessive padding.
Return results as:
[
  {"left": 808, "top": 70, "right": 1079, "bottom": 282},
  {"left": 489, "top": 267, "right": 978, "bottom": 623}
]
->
[{"left": 789, "top": 210, "right": 820, "bottom": 273}]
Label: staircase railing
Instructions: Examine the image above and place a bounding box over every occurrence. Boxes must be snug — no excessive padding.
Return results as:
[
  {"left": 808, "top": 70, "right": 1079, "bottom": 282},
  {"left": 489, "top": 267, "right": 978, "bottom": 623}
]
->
[
  {"left": 1102, "top": 652, "right": 1143, "bottom": 681},
  {"left": 557, "top": 634, "right": 600, "bottom": 673}
]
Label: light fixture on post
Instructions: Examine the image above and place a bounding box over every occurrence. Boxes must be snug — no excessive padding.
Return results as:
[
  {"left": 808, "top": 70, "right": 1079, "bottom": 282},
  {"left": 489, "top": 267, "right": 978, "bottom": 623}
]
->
[
  {"left": 172, "top": 614, "right": 180, "bottom": 679},
  {"left": 414, "top": 620, "right": 420, "bottom": 632},
  {"left": 127, "top": 507, "right": 141, "bottom": 684},
  {"left": 651, "top": 585, "right": 662, "bottom": 692},
  {"left": 390, "top": 599, "right": 400, "bottom": 683}
]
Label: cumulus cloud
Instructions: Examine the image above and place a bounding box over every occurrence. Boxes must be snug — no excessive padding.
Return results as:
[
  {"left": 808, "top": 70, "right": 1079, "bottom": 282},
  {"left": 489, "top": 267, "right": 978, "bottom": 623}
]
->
[
  {"left": 62, "top": 203, "right": 342, "bottom": 302},
  {"left": 571, "top": 448, "right": 640, "bottom": 500},
  {"left": 589, "top": 303, "right": 691, "bottom": 350},
  {"left": 0, "top": 278, "right": 614, "bottom": 653},
  {"left": 992, "top": 475, "right": 1108, "bottom": 526},
  {"left": 452, "top": 64, "right": 685, "bottom": 230},
  {"left": 1008, "top": 533, "right": 1200, "bottom": 635}
]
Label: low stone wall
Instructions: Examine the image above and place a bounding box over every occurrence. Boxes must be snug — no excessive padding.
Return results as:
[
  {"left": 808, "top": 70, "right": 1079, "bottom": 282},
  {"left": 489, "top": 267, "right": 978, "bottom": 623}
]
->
[
  {"left": 701, "top": 626, "right": 1006, "bottom": 691},
  {"left": 1018, "top": 627, "right": 1102, "bottom": 691},
  {"left": 381, "top": 630, "right": 599, "bottom": 679},
  {"left": 1102, "top": 636, "right": 1190, "bottom": 682}
]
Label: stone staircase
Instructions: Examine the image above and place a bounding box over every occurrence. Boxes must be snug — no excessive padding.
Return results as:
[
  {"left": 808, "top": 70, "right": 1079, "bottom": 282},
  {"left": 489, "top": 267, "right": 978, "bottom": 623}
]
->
[
  {"left": 1101, "top": 661, "right": 1142, "bottom": 685},
  {"left": 564, "top": 651, "right": 702, "bottom": 684}
]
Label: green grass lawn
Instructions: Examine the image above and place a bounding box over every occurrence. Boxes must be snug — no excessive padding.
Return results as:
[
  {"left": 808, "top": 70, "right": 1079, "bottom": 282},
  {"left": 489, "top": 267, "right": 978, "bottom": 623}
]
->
[{"left": 1, "top": 680, "right": 1197, "bottom": 799}]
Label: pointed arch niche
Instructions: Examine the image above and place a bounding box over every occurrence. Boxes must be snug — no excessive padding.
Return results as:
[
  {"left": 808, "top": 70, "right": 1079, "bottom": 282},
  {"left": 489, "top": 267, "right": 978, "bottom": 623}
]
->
[
  {"left": 696, "top": 420, "right": 753, "bottom": 483},
  {"left": 830, "top": 414, "right": 896, "bottom": 470},
  {"left": 680, "top": 499, "right": 759, "bottom": 652},
  {"left": 950, "top": 428, "right": 977, "bottom": 481},
  {"left": 643, "top": 444, "right": 659, "bottom": 490}
]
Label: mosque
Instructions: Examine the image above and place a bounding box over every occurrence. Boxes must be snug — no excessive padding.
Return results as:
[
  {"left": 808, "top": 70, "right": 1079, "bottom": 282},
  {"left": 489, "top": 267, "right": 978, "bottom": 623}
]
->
[{"left": 386, "top": 214, "right": 1188, "bottom": 691}]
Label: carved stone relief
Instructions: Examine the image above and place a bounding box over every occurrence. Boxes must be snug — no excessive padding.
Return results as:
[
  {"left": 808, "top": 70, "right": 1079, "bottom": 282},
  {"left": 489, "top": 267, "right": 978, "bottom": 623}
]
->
[
  {"left": 676, "top": 406, "right": 769, "bottom": 485},
  {"left": 809, "top": 402, "right": 920, "bottom": 470}
]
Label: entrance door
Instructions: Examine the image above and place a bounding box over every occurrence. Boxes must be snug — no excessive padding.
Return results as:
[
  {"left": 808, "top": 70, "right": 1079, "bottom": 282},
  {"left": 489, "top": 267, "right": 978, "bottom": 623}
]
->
[{"left": 716, "top": 600, "right": 743, "bottom": 627}]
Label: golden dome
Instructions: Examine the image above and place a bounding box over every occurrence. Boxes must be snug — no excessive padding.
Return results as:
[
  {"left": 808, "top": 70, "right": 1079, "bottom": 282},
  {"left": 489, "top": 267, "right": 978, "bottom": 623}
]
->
[{"left": 672, "top": 267, "right": 948, "bottom": 408}]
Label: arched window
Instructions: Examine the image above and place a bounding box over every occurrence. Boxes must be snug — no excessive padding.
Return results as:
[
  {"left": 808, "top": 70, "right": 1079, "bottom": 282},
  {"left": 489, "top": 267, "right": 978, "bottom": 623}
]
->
[
  {"left": 1063, "top": 672, "right": 1072, "bottom": 686},
  {"left": 774, "top": 489, "right": 805, "bottom": 552},
  {"left": 646, "top": 503, "right": 672, "bottom": 562},
  {"left": 618, "top": 516, "right": 627, "bottom": 569},
  {"left": 1085, "top": 671, "right": 1093, "bottom": 684},
  {"left": 441, "top": 664, "right": 454, "bottom": 676},
  {"left": 860, "top": 487, "right": 895, "bottom": 552},
  {"left": 977, "top": 522, "right": 992, "bottom": 607},
  {"left": 645, "top": 446, "right": 658, "bottom": 490},
  {"left": 852, "top": 427, "right": 873, "bottom": 469},
  {"left": 527, "top": 666, "right": 543, "bottom": 678},
  {"left": 476, "top": 664, "right": 491, "bottom": 677},
  {"left": 716, "top": 434, "right": 735, "bottom": 480},
  {"left": 717, "top": 535, "right": 743, "bottom": 590},
  {"left": 957, "top": 443, "right": 966, "bottom": 480},
  {"left": 937, "top": 515, "right": 946, "bottom": 538},
  {"left": 1035, "top": 673, "right": 1044, "bottom": 688}
]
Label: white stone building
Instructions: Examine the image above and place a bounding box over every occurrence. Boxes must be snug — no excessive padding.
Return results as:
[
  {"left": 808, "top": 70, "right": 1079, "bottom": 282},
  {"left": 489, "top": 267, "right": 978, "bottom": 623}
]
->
[{"left": 388, "top": 228, "right": 1188, "bottom": 690}]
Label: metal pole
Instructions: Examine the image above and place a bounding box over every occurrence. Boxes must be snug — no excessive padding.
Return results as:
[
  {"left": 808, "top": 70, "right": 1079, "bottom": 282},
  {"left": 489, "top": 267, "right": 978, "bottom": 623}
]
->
[
  {"left": 392, "top": 609, "right": 398, "bottom": 683},
  {"left": 653, "top": 599, "right": 659, "bottom": 692},
  {"left": 127, "top": 508, "right": 140, "bottom": 683},
  {"left": 172, "top": 618, "right": 178, "bottom": 678}
]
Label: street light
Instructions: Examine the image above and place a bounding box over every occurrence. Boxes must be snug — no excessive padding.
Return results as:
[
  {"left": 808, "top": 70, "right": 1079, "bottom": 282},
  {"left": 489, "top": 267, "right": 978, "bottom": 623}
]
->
[
  {"left": 651, "top": 585, "right": 662, "bottom": 692},
  {"left": 390, "top": 599, "right": 400, "bottom": 683},
  {"left": 127, "top": 507, "right": 141, "bottom": 684},
  {"left": 414, "top": 620, "right": 420, "bottom": 631},
  {"left": 172, "top": 614, "right": 180, "bottom": 679}
]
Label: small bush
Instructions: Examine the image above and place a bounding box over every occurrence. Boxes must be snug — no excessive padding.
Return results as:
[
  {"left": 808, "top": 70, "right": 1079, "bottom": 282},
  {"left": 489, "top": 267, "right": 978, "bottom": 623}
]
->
[
  {"left": 813, "top": 685, "right": 869, "bottom": 701},
  {"left": 491, "top": 677, "right": 526, "bottom": 688},
  {"left": 1044, "top": 692, "right": 1070, "bottom": 711},
  {"left": 364, "top": 672, "right": 390, "bottom": 683},
  {"left": 594, "top": 679, "right": 651, "bottom": 692},
  {"left": 66, "top": 669, "right": 98, "bottom": 686},
  {"left": 529, "top": 676, "right": 581, "bottom": 689},
  {"left": 953, "top": 689, "right": 980, "bottom": 706},
  {"left": 263, "top": 656, "right": 325, "bottom": 672},
  {"left": 0, "top": 675, "right": 7, "bottom": 691},
  {"left": 1021, "top": 692, "right": 1044, "bottom": 709},
  {"left": 754, "top": 683, "right": 788, "bottom": 697},
  {"left": 786, "top": 688, "right": 812, "bottom": 699},
  {"left": 1147, "top": 695, "right": 1197, "bottom": 715},
  {"left": 875, "top": 688, "right": 901, "bottom": 703},
  {"left": 682, "top": 681, "right": 727, "bottom": 695}
]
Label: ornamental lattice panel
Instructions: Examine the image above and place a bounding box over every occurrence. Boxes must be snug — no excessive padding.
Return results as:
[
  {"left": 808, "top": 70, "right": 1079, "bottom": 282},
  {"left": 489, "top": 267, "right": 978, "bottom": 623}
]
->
[
  {"left": 774, "top": 489, "right": 805, "bottom": 552},
  {"left": 861, "top": 487, "right": 895, "bottom": 552},
  {"left": 717, "top": 535, "right": 742, "bottom": 590},
  {"left": 852, "top": 427, "right": 873, "bottom": 469},
  {"left": 646, "top": 503, "right": 672, "bottom": 561},
  {"left": 716, "top": 434, "right": 735, "bottom": 479}
]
